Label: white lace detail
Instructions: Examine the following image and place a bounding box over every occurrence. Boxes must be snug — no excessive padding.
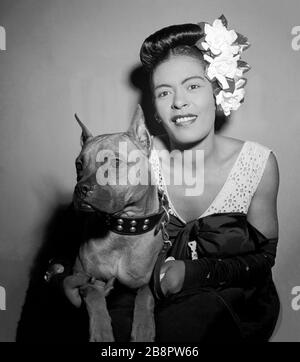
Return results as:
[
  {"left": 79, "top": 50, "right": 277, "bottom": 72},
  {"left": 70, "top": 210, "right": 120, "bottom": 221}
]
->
[
  {"left": 149, "top": 141, "right": 272, "bottom": 223},
  {"left": 149, "top": 148, "right": 178, "bottom": 218}
]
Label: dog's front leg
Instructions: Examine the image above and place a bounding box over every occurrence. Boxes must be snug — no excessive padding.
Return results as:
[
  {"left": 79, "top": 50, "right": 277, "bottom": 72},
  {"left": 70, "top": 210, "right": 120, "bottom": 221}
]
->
[
  {"left": 131, "top": 284, "right": 155, "bottom": 342},
  {"left": 81, "top": 278, "right": 115, "bottom": 342}
]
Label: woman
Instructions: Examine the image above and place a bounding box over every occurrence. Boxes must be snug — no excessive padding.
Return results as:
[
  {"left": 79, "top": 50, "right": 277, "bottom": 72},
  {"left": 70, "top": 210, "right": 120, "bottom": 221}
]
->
[
  {"left": 137, "top": 15, "right": 280, "bottom": 342},
  {"left": 30, "top": 15, "right": 279, "bottom": 343}
]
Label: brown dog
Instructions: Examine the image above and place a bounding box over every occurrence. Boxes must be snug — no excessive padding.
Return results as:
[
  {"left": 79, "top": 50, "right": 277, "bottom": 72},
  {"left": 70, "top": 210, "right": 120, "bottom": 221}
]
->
[{"left": 72, "top": 105, "right": 168, "bottom": 342}]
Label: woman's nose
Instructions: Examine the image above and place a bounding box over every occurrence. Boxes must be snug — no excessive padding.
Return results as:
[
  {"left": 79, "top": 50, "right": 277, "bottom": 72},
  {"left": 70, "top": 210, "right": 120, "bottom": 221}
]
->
[{"left": 171, "top": 90, "right": 188, "bottom": 110}]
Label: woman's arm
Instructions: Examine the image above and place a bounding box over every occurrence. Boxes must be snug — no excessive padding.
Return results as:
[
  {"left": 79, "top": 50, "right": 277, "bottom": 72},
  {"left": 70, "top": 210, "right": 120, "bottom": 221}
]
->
[
  {"left": 161, "top": 152, "right": 280, "bottom": 295},
  {"left": 246, "top": 151, "right": 279, "bottom": 239},
  {"left": 45, "top": 203, "right": 81, "bottom": 279},
  {"left": 45, "top": 203, "right": 90, "bottom": 306}
]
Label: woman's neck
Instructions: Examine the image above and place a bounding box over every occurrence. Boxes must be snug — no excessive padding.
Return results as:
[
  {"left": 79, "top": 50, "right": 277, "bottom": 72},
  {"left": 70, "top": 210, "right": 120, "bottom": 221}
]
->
[{"left": 168, "top": 130, "right": 218, "bottom": 168}]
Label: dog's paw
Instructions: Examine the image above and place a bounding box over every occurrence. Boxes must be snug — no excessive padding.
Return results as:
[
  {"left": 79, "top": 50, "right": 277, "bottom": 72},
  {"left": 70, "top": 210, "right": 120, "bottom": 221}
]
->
[
  {"left": 80, "top": 278, "right": 115, "bottom": 301},
  {"left": 130, "top": 315, "right": 155, "bottom": 342},
  {"left": 89, "top": 310, "right": 115, "bottom": 342},
  {"left": 90, "top": 329, "right": 115, "bottom": 342}
]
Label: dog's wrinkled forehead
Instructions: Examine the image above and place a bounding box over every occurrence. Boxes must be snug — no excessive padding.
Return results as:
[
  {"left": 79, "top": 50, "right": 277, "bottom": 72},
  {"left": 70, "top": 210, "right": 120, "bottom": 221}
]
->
[{"left": 78, "top": 132, "right": 146, "bottom": 162}]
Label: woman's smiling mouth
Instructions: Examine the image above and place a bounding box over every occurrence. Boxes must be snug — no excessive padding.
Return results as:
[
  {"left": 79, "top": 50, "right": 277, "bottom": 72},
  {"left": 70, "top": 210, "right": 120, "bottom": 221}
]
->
[{"left": 171, "top": 114, "right": 198, "bottom": 127}]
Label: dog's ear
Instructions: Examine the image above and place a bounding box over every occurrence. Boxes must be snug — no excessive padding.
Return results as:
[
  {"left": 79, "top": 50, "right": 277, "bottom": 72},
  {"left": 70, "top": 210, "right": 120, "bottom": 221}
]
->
[
  {"left": 74, "top": 114, "right": 93, "bottom": 146},
  {"left": 127, "top": 104, "right": 152, "bottom": 155}
]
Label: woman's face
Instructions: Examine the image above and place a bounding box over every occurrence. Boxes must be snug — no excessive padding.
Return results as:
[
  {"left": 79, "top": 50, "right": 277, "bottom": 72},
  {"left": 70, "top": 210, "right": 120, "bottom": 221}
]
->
[{"left": 152, "top": 55, "right": 216, "bottom": 146}]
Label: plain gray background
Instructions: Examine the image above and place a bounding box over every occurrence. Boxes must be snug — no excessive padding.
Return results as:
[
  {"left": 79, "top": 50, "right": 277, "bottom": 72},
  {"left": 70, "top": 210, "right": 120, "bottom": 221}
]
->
[{"left": 0, "top": 0, "right": 300, "bottom": 341}]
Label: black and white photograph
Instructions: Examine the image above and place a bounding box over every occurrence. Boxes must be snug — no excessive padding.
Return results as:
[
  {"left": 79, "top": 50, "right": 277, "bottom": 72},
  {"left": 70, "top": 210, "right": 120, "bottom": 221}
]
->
[{"left": 0, "top": 0, "right": 300, "bottom": 348}]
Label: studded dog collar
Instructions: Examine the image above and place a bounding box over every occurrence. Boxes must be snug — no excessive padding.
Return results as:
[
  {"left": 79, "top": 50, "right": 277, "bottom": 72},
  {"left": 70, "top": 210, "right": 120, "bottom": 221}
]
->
[
  {"left": 103, "top": 208, "right": 166, "bottom": 235},
  {"left": 100, "top": 190, "right": 170, "bottom": 237}
]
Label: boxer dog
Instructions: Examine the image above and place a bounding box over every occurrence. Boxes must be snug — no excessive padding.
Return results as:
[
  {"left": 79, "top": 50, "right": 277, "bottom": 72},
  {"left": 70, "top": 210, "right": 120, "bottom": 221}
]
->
[{"left": 72, "top": 105, "right": 169, "bottom": 342}]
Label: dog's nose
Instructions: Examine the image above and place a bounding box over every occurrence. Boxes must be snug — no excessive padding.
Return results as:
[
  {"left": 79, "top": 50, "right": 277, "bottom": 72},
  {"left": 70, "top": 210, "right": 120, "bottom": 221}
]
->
[{"left": 75, "top": 184, "right": 92, "bottom": 198}]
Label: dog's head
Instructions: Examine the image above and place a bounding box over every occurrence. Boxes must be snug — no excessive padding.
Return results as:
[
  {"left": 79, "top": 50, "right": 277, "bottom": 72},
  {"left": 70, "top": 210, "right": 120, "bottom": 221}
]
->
[{"left": 73, "top": 105, "right": 156, "bottom": 215}]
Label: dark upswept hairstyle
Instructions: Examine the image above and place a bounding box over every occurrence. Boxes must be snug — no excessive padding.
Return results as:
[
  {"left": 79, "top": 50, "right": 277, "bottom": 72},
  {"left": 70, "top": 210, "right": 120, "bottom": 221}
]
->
[{"left": 139, "top": 23, "right": 206, "bottom": 73}]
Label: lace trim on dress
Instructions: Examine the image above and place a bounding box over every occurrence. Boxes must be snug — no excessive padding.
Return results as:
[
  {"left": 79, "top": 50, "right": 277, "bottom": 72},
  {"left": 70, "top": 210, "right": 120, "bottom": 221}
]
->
[{"left": 149, "top": 140, "right": 272, "bottom": 224}]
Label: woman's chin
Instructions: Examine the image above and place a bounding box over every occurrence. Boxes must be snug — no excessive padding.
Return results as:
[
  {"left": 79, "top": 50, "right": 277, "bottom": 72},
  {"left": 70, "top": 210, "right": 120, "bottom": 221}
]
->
[{"left": 170, "top": 134, "right": 208, "bottom": 148}]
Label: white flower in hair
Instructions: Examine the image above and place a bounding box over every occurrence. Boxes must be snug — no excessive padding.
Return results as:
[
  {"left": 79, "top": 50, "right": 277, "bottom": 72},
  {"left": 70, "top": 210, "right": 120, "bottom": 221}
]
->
[
  {"left": 195, "top": 15, "right": 251, "bottom": 116},
  {"left": 216, "top": 86, "right": 245, "bottom": 116},
  {"left": 202, "top": 18, "right": 239, "bottom": 55},
  {"left": 204, "top": 50, "right": 242, "bottom": 89}
]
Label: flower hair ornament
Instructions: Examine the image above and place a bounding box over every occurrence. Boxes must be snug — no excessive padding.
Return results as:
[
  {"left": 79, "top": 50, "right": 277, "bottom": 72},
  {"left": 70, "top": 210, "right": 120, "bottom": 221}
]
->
[{"left": 195, "top": 15, "right": 251, "bottom": 116}]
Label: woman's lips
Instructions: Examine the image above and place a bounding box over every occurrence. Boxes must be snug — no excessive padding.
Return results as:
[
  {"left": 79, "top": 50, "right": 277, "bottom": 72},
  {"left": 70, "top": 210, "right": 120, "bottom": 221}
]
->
[{"left": 171, "top": 115, "right": 198, "bottom": 127}]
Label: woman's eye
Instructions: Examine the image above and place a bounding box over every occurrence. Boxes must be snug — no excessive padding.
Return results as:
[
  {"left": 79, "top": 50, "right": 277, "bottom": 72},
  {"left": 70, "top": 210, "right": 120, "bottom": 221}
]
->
[
  {"left": 157, "top": 90, "right": 170, "bottom": 98},
  {"left": 188, "top": 84, "right": 201, "bottom": 90}
]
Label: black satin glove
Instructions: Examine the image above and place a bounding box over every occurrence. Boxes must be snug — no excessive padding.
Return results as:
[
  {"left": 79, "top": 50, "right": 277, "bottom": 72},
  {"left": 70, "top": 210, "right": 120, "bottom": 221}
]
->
[{"left": 183, "top": 237, "right": 278, "bottom": 290}]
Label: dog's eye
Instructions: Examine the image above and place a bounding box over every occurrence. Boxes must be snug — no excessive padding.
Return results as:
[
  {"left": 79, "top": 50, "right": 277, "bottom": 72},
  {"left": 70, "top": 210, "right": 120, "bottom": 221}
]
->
[
  {"left": 110, "top": 158, "right": 121, "bottom": 168},
  {"left": 112, "top": 158, "right": 121, "bottom": 168},
  {"left": 76, "top": 162, "right": 83, "bottom": 172}
]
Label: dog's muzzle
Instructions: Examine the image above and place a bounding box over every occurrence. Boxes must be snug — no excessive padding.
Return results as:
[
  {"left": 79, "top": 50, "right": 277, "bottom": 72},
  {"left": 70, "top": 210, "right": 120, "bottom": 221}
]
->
[{"left": 74, "top": 183, "right": 93, "bottom": 198}]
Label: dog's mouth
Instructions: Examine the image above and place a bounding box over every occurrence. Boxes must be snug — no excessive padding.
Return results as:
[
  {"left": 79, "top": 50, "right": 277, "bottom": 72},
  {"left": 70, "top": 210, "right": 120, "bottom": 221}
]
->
[
  {"left": 74, "top": 198, "right": 95, "bottom": 213},
  {"left": 80, "top": 203, "right": 94, "bottom": 211}
]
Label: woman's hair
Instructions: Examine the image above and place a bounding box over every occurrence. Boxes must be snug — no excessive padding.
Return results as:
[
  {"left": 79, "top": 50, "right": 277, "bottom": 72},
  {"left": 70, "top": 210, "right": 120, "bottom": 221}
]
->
[{"left": 140, "top": 23, "right": 206, "bottom": 73}]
